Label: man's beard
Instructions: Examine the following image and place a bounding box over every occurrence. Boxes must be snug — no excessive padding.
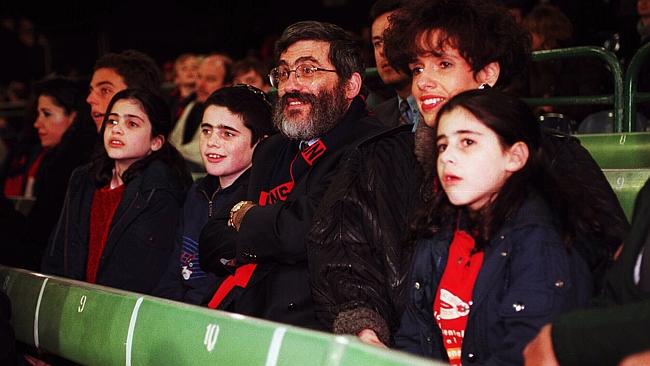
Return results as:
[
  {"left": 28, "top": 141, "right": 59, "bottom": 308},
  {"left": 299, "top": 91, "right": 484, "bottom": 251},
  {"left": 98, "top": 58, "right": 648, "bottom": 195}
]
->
[{"left": 273, "top": 81, "right": 349, "bottom": 140}]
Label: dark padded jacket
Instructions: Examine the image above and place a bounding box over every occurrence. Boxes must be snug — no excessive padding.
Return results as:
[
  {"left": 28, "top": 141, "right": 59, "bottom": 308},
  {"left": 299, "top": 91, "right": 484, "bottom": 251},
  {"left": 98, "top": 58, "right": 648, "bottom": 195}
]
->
[
  {"left": 396, "top": 193, "right": 592, "bottom": 365},
  {"left": 153, "top": 172, "right": 249, "bottom": 305},
  {"left": 42, "top": 160, "right": 188, "bottom": 295},
  {"left": 307, "top": 124, "right": 420, "bottom": 344}
]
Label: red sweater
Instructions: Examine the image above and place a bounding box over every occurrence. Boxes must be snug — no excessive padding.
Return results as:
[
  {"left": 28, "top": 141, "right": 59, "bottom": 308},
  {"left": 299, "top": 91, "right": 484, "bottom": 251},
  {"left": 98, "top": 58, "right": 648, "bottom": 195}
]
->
[
  {"left": 86, "top": 184, "right": 124, "bottom": 283},
  {"left": 3, "top": 149, "right": 46, "bottom": 197}
]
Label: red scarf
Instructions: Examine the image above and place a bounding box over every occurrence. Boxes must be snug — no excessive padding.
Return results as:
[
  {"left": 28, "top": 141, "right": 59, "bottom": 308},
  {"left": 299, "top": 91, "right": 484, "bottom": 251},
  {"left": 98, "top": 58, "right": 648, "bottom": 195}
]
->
[{"left": 208, "top": 139, "right": 327, "bottom": 309}]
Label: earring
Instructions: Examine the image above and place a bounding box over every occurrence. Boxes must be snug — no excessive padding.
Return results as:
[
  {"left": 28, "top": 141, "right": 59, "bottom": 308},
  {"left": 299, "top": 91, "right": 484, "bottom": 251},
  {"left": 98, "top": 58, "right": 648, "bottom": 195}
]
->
[{"left": 478, "top": 83, "right": 489, "bottom": 90}]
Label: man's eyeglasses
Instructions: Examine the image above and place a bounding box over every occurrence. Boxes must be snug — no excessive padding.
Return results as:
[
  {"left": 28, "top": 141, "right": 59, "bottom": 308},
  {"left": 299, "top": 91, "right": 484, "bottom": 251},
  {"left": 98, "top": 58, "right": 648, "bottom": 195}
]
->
[{"left": 268, "top": 64, "right": 336, "bottom": 88}]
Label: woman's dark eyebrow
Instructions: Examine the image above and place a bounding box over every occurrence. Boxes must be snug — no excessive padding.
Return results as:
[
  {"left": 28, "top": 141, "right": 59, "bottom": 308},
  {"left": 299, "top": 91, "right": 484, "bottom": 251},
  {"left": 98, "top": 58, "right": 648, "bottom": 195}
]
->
[{"left": 107, "top": 113, "right": 145, "bottom": 122}]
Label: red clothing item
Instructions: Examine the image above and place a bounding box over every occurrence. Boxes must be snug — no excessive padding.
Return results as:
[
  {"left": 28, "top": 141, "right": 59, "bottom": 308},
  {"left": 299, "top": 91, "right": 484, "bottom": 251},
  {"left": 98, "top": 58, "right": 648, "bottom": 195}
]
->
[
  {"left": 433, "top": 230, "right": 484, "bottom": 366},
  {"left": 86, "top": 184, "right": 125, "bottom": 283},
  {"left": 208, "top": 139, "right": 329, "bottom": 309},
  {"left": 3, "top": 150, "right": 46, "bottom": 197}
]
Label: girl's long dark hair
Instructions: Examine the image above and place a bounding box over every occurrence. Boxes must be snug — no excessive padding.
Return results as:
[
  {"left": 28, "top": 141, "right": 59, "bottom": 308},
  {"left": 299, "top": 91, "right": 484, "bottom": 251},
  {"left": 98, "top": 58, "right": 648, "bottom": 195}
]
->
[
  {"left": 90, "top": 89, "right": 191, "bottom": 187},
  {"left": 411, "top": 89, "right": 574, "bottom": 250}
]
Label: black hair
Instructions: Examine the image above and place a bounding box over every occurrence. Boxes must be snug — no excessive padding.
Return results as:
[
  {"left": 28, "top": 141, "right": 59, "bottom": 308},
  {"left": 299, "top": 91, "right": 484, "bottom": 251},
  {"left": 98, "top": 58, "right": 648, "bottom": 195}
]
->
[
  {"left": 232, "top": 57, "right": 270, "bottom": 86},
  {"left": 203, "top": 84, "right": 276, "bottom": 146},
  {"left": 94, "top": 50, "right": 163, "bottom": 94},
  {"left": 274, "top": 21, "right": 364, "bottom": 81},
  {"left": 31, "top": 76, "right": 96, "bottom": 147},
  {"left": 90, "top": 88, "right": 191, "bottom": 187},
  {"left": 383, "top": 0, "right": 531, "bottom": 89},
  {"left": 33, "top": 76, "right": 90, "bottom": 117},
  {"left": 412, "top": 89, "right": 574, "bottom": 250},
  {"left": 369, "top": 0, "right": 403, "bottom": 22}
]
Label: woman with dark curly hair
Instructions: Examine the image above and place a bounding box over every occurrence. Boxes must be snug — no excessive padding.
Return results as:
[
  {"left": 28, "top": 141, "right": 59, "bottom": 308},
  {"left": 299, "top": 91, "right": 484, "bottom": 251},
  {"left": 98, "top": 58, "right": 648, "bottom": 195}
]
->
[
  {"left": 383, "top": 0, "right": 530, "bottom": 130},
  {"left": 384, "top": 0, "right": 626, "bottom": 283},
  {"left": 336, "top": 0, "right": 628, "bottom": 352}
]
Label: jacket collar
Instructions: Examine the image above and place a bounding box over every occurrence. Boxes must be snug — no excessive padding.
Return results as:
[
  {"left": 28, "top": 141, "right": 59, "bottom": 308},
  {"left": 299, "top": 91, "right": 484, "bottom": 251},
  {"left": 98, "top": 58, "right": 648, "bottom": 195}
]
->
[
  {"left": 196, "top": 168, "right": 251, "bottom": 196},
  {"left": 98, "top": 160, "right": 186, "bottom": 268}
]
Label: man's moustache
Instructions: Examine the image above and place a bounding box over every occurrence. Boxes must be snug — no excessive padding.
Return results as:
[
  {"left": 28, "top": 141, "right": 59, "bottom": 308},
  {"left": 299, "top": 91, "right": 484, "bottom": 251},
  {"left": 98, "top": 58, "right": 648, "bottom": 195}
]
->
[{"left": 280, "top": 92, "right": 317, "bottom": 107}]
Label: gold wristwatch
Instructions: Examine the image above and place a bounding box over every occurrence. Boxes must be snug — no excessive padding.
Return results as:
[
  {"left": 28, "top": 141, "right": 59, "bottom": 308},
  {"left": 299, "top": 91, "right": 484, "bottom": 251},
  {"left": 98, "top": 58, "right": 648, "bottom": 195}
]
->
[{"left": 228, "top": 200, "right": 254, "bottom": 230}]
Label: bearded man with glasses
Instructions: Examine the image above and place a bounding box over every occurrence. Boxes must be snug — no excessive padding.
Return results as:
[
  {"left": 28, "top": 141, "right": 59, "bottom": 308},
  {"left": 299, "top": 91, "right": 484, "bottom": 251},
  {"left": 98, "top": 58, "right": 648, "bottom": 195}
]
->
[{"left": 199, "top": 21, "right": 419, "bottom": 332}]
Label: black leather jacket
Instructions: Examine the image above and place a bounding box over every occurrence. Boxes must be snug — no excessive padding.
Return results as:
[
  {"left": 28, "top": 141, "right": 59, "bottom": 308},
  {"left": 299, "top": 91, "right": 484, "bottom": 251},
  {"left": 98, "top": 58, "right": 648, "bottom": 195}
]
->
[{"left": 307, "top": 124, "right": 421, "bottom": 345}]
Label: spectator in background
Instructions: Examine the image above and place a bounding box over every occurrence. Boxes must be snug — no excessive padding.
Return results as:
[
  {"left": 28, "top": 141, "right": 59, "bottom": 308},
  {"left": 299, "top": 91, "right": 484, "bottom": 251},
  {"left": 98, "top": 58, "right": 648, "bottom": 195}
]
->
[
  {"left": 167, "top": 53, "right": 201, "bottom": 120},
  {"left": 169, "top": 53, "right": 232, "bottom": 171},
  {"left": 86, "top": 49, "right": 162, "bottom": 131},
  {"left": 525, "top": 4, "right": 574, "bottom": 52},
  {"left": 232, "top": 57, "right": 271, "bottom": 93},
  {"left": 42, "top": 89, "right": 191, "bottom": 295},
  {"left": 524, "top": 4, "right": 577, "bottom": 118},
  {"left": 524, "top": 4, "right": 622, "bottom": 129},
  {"left": 368, "top": 0, "right": 419, "bottom": 128},
  {"left": 1, "top": 76, "right": 96, "bottom": 270},
  {"left": 154, "top": 85, "right": 275, "bottom": 305}
]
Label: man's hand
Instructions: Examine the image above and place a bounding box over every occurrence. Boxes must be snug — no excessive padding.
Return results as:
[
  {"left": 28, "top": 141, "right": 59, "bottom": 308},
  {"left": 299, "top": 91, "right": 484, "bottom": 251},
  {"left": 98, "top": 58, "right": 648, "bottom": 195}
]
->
[
  {"left": 357, "top": 328, "right": 387, "bottom": 348},
  {"left": 619, "top": 349, "right": 650, "bottom": 366},
  {"left": 523, "top": 324, "right": 560, "bottom": 366}
]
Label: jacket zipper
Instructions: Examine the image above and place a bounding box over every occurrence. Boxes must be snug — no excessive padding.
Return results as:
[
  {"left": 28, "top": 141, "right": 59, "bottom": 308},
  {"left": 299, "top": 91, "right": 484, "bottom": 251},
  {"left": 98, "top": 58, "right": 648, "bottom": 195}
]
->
[{"left": 199, "top": 186, "right": 221, "bottom": 218}]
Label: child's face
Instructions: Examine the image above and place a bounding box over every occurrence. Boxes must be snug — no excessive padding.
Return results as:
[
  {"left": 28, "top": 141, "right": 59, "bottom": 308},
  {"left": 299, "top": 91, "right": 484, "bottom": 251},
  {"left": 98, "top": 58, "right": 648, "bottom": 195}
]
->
[
  {"left": 104, "top": 99, "right": 162, "bottom": 172},
  {"left": 200, "top": 105, "right": 255, "bottom": 188},
  {"left": 436, "top": 107, "right": 513, "bottom": 211}
]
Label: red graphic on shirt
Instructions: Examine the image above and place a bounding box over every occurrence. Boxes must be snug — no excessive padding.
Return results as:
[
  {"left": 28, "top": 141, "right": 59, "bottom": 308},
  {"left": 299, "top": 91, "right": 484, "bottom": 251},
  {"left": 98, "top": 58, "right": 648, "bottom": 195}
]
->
[
  {"left": 258, "top": 182, "right": 294, "bottom": 206},
  {"left": 301, "top": 140, "right": 327, "bottom": 165},
  {"left": 433, "top": 230, "right": 484, "bottom": 366}
]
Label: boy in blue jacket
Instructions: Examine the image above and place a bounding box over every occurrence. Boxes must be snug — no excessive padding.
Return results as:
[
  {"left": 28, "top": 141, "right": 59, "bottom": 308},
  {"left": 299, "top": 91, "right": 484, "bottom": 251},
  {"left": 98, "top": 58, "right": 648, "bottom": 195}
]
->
[{"left": 154, "top": 85, "right": 275, "bottom": 304}]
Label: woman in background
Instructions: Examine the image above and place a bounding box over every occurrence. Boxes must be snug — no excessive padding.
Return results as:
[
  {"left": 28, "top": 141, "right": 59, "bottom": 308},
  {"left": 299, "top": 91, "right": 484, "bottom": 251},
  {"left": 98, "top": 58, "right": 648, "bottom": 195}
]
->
[{"left": 1, "top": 76, "right": 96, "bottom": 269}]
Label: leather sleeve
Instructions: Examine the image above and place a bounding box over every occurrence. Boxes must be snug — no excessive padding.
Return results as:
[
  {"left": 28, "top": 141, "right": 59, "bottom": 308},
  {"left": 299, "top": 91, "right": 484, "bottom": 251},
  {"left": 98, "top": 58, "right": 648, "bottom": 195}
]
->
[
  {"left": 307, "top": 131, "right": 419, "bottom": 344},
  {"left": 234, "top": 164, "right": 340, "bottom": 264}
]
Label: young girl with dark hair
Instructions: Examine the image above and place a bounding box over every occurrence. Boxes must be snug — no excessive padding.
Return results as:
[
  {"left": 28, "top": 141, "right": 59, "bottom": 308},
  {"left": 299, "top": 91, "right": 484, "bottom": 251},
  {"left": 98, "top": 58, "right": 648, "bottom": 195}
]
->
[
  {"left": 395, "top": 89, "right": 592, "bottom": 365},
  {"left": 42, "top": 88, "right": 191, "bottom": 295}
]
